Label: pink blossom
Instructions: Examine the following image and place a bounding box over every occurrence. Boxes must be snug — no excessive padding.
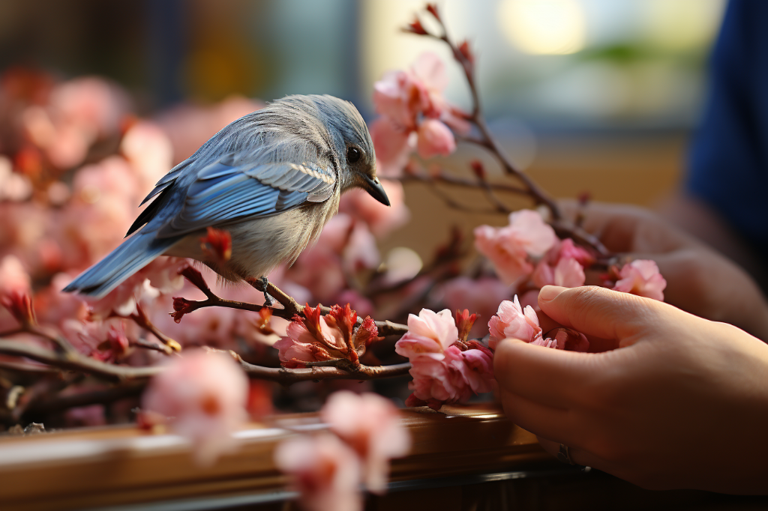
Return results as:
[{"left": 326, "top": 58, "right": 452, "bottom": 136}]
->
[
  {"left": 0, "top": 202, "right": 53, "bottom": 277},
  {"left": 120, "top": 120, "right": 173, "bottom": 192},
  {"left": 488, "top": 296, "right": 542, "bottom": 351},
  {"left": 61, "top": 156, "right": 140, "bottom": 268},
  {"left": 0, "top": 157, "right": 32, "bottom": 201},
  {"left": 0, "top": 255, "right": 34, "bottom": 327},
  {"left": 141, "top": 349, "right": 249, "bottom": 466},
  {"left": 24, "top": 77, "right": 130, "bottom": 169},
  {"left": 394, "top": 308, "right": 458, "bottom": 359},
  {"left": 407, "top": 348, "right": 471, "bottom": 405},
  {"left": 549, "top": 327, "right": 590, "bottom": 352},
  {"left": 532, "top": 257, "right": 586, "bottom": 288},
  {"left": 274, "top": 308, "right": 344, "bottom": 367},
  {"left": 321, "top": 391, "right": 411, "bottom": 493},
  {"left": 406, "top": 343, "right": 494, "bottom": 408},
  {"left": 474, "top": 209, "right": 557, "bottom": 285},
  {"left": 48, "top": 77, "right": 128, "bottom": 139},
  {"left": 457, "top": 341, "right": 496, "bottom": 394},
  {"left": 371, "top": 52, "right": 465, "bottom": 171},
  {"left": 275, "top": 304, "right": 379, "bottom": 368},
  {"left": 396, "top": 309, "right": 495, "bottom": 409},
  {"left": 274, "top": 433, "right": 362, "bottom": 511},
  {"left": 288, "top": 214, "right": 379, "bottom": 302},
  {"left": 34, "top": 272, "right": 89, "bottom": 327},
  {"left": 373, "top": 70, "right": 425, "bottom": 130},
  {"left": 416, "top": 119, "right": 455, "bottom": 158},
  {"left": 613, "top": 260, "right": 667, "bottom": 301},
  {"left": 0, "top": 255, "right": 31, "bottom": 298},
  {"left": 368, "top": 117, "right": 413, "bottom": 177},
  {"left": 531, "top": 337, "right": 558, "bottom": 349},
  {"left": 61, "top": 318, "right": 129, "bottom": 362},
  {"left": 556, "top": 238, "right": 595, "bottom": 267},
  {"left": 84, "top": 273, "right": 141, "bottom": 319}
]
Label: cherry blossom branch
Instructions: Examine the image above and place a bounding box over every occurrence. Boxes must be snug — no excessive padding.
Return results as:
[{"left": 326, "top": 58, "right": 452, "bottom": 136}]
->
[
  {"left": 406, "top": 6, "right": 561, "bottom": 221},
  {"left": 0, "top": 324, "right": 78, "bottom": 355},
  {"left": 404, "top": 5, "right": 610, "bottom": 256},
  {"left": 116, "top": 305, "right": 180, "bottom": 355},
  {"left": 174, "top": 267, "right": 409, "bottom": 337},
  {"left": 0, "top": 360, "right": 59, "bottom": 375},
  {"left": 392, "top": 167, "right": 529, "bottom": 196},
  {"left": 229, "top": 352, "right": 411, "bottom": 383},
  {"left": 0, "top": 338, "right": 411, "bottom": 389},
  {"left": 0, "top": 339, "right": 158, "bottom": 383}
]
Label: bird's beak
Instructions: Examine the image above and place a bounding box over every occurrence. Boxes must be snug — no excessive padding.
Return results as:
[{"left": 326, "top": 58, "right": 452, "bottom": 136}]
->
[{"left": 362, "top": 175, "right": 390, "bottom": 206}]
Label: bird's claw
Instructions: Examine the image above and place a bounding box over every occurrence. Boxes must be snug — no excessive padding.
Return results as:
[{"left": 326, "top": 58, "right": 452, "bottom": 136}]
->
[{"left": 248, "top": 276, "right": 274, "bottom": 307}]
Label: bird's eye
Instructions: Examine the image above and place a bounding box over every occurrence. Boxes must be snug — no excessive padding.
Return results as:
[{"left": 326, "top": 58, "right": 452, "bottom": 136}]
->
[{"left": 347, "top": 146, "right": 362, "bottom": 164}]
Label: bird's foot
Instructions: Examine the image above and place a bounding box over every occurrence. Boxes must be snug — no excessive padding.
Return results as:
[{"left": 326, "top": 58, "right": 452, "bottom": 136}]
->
[{"left": 247, "top": 276, "right": 274, "bottom": 307}]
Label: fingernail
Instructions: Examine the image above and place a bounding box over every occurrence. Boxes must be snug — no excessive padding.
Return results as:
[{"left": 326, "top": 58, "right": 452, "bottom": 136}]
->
[{"left": 538, "top": 285, "right": 565, "bottom": 303}]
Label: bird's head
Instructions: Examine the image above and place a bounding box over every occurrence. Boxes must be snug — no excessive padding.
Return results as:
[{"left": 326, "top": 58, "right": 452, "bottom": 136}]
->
[{"left": 311, "top": 95, "right": 390, "bottom": 207}]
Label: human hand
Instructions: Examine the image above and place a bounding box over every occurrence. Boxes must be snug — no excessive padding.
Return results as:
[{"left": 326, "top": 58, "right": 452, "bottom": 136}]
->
[
  {"left": 562, "top": 200, "right": 768, "bottom": 341},
  {"left": 494, "top": 285, "right": 768, "bottom": 494}
]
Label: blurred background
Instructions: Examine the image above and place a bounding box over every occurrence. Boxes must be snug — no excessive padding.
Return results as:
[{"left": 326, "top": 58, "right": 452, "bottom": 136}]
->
[{"left": 0, "top": 0, "right": 726, "bottom": 255}]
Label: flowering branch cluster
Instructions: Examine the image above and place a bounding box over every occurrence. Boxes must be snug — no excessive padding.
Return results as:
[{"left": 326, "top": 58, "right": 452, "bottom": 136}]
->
[
  {"left": 395, "top": 308, "right": 495, "bottom": 410},
  {"left": 0, "top": 5, "right": 674, "bottom": 509}
]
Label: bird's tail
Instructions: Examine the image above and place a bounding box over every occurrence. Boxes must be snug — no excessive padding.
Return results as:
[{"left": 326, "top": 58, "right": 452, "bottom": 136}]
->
[{"left": 63, "top": 232, "right": 177, "bottom": 299}]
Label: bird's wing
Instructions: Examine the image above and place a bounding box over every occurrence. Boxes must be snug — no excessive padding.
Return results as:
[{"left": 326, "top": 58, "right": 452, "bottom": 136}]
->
[{"left": 153, "top": 158, "right": 337, "bottom": 238}]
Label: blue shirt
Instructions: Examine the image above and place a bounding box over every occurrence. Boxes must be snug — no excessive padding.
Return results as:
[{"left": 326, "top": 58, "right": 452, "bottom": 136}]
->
[{"left": 687, "top": 0, "right": 768, "bottom": 253}]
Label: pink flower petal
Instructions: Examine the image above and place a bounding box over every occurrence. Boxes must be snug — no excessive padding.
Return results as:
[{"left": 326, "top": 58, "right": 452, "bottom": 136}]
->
[{"left": 416, "top": 119, "right": 456, "bottom": 158}]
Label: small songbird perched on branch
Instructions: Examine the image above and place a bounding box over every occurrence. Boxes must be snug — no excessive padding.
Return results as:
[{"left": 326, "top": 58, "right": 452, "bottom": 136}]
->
[{"left": 64, "top": 94, "right": 389, "bottom": 299}]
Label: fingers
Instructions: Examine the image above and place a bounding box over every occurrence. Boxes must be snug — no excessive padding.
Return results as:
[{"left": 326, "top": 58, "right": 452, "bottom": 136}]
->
[
  {"left": 498, "top": 388, "right": 572, "bottom": 439},
  {"left": 500, "top": 388, "right": 616, "bottom": 472},
  {"left": 493, "top": 338, "right": 613, "bottom": 408},
  {"left": 537, "top": 285, "right": 660, "bottom": 342}
]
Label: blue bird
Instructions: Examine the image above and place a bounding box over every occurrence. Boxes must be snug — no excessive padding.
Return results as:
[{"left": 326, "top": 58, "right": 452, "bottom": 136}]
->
[{"left": 63, "top": 95, "right": 389, "bottom": 298}]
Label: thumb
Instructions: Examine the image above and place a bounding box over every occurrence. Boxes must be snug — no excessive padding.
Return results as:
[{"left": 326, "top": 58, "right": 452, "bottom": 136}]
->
[{"left": 538, "top": 285, "right": 665, "bottom": 343}]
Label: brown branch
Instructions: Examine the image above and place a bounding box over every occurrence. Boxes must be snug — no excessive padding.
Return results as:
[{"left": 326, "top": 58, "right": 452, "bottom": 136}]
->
[
  {"left": 122, "top": 305, "right": 180, "bottom": 354},
  {"left": 174, "top": 268, "right": 408, "bottom": 337},
  {"left": 1, "top": 324, "right": 79, "bottom": 355},
  {"left": 473, "top": 167, "right": 513, "bottom": 214},
  {"left": 0, "top": 339, "right": 158, "bottom": 383},
  {"left": 0, "top": 360, "right": 60, "bottom": 375},
  {"left": 231, "top": 352, "right": 411, "bottom": 384},
  {"left": 401, "top": 6, "right": 621, "bottom": 257},
  {"left": 551, "top": 220, "right": 609, "bottom": 257},
  {"left": 408, "top": 8, "right": 561, "bottom": 222},
  {"left": 0, "top": 339, "right": 412, "bottom": 386},
  {"left": 392, "top": 169, "right": 529, "bottom": 196}
]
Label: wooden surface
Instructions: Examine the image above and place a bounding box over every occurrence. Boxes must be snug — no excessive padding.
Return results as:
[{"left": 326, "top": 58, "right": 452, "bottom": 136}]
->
[{"left": 0, "top": 404, "right": 556, "bottom": 511}]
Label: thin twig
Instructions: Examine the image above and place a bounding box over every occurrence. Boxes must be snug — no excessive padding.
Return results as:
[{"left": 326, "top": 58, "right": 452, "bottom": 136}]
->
[
  {"left": 392, "top": 170, "right": 529, "bottom": 196},
  {"left": 0, "top": 339, "right": 412, "bottom": 386},
  {"left": 124, "top": 305, "right": 180, "bottom": 354},
  {"left": 174, "top": 269, "right": 409, "bottom": 337},
  {"left": 410, "top": 12, "right": 562, "bottom": 221},
  {"left": 474, "top": 169, "right": 513, "bottom": 214}
]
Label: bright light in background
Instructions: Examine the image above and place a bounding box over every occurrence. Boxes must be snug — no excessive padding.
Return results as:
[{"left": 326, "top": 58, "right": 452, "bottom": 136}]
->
[
  {"left": 642, "top": 0, "right": 724, "bottom": 51},
  {"left": 498, "top": 0, "right": 586, "bottom": 55}
]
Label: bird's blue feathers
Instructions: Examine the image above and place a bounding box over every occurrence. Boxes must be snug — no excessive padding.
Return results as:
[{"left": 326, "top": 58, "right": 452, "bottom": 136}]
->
[
  {"left": 62, "top": 233, "right": 176, "bottom": 298},
  {"left": 65, "top": 94, "right": 377, "bottom": 297}
]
